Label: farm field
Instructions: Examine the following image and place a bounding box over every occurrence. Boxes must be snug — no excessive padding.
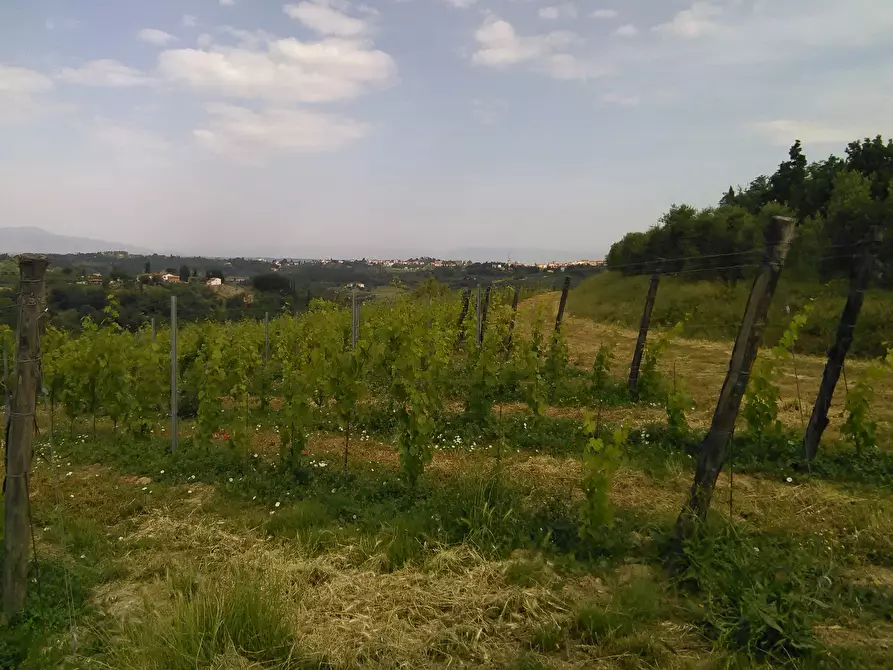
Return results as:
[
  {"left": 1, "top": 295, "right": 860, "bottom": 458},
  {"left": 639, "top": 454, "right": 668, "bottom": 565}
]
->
[{"left": 2, "top": 288, "right": 893, "bottom": 669}]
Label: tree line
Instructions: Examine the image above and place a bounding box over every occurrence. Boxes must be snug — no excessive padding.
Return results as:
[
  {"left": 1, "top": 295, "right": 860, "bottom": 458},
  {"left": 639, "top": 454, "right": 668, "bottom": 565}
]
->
[{"left": 607, "top": 136, "right": 893, "bottom": 285}]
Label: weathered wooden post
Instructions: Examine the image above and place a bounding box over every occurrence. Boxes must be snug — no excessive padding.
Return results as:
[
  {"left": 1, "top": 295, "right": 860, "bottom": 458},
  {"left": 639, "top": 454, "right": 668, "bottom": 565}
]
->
[
  {"left": 264, "top": 312, "right": 270, "bottom": 363},
  {"left": 504, "top": 285, "right": 521, "bottom": 357},
  {"left": 803, "top": 227, "right": 883, "bottom": 464},
  {"left": 479, "top": 285, "right": 492, "bottom": 345},
  {"left": 170, "top": 295, "right": 178, "bottom": 453},
  {"left": 672, "top": 216, "right": 797, "bottom": 551},
  {"left": 554, "top": 276, "right": 571, "bottom": 334},
  {"left": 628, "top": 270, "right": 662, "bottom": 399},
  {"left": 150, "top": 317, "right": 156, "bottom": 342},
  {"left": 3, "top": 255, "right": 48, "bottom": 619},
  {"left": 456, "top": 288, "right": 471, "bottom": 348},
  {"left": 475, "top": 284, "right": 483, "bottom": 348}
]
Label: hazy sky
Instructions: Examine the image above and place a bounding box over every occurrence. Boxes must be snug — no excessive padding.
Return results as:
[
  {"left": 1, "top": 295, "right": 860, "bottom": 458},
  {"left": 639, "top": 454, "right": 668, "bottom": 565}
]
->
[{"left": 1, "top": 0, "right": 892, "bottom": 258}]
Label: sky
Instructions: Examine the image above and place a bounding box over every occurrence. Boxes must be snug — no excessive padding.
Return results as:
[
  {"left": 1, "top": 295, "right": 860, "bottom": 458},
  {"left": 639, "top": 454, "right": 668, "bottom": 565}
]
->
[{"left": 1, "top": 0, "right": 892, "bottom": 260}]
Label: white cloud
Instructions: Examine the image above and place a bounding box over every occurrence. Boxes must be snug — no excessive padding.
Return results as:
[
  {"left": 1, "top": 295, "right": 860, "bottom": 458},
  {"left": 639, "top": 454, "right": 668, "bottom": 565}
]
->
[
  {"left": 137, "top": 28, "right": 178, "bottom": 46},
  {"left": 590, "top": 9, "right": 618, "bottom": 20},
  {"left": 181, "top": 15, "right": 198, "bottom": 28},
  {"left": 601, "top": 91, "right": 640, "bottom": 106},
  {"left": 539, "top": 4, "right": 577, "bottom": 21},
  {"left": 219, "top": 0, "right": 236, "bottom": 6},
  {"left": 158, "top": 37, "right": 396, "bottom": 103},
  {"left": 750, "top": 120, "right": 868, "bottom": 147},
  {"left": 444, "top": 0, "right": 477, "bottom": 8},
  {"left": 470, "top": 97, "right": 508, "bottom": 124},
  {"left": 197, "top": 33, "right": 214, "bottom": 48},
  {"left": 653, "top": 2, "right": 722, "bottom": 38},
  {"left": 57, "top": 59, "right": 152, "bottom": 87},
  {"left": 194, "top": 103, "right": 368, "bottom": 159},
  {"left": 0, "top": 65, "right": 54, "bottom": 123},
  {"left": 472, "top": 16, "right": 600, "bottom": 80},
  {"left": 614, "top": 24, "right": 638, "bottom": 37},
  {"left": 284, "top": 1, "right": 368, "bottom": 37},
  {"left": 472, "top": 18, "right": 575, "bottom": 67}
]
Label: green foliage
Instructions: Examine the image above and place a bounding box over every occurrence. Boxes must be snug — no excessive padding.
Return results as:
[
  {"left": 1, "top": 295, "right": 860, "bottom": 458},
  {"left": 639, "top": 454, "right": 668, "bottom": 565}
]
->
[
  {"left": 743, "top": 303, "right": 813, "bottom": 444},
  {"left": 590, "top": 340, "right": 614, "bottom": 399},
  {"left": 578, "top": 417, "right": 628, "bottom": 546},
  {"left": 637, "top": 321, "right": 683, "bottom": 401},
  {"left": 841, "top": 348, "right": 892, "bottom": 453}
]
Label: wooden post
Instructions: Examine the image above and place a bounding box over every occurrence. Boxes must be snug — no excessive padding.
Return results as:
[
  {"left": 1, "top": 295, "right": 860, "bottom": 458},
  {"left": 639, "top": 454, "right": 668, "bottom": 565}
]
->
[
  {"left": 475, "top": 285, "right": 483, "bottom": 347},
  {"left": 554, "top": 276, "right": 571, "bottom": 334},
  {"left": 264, "top": 312, "right": 270, "bottom": 363},
  {"left": 150, "top": 317, "right": 156, "bottom": 342},
  {"left": 803, "top": 227, "right": 883, "bottom": 463},
  {"left": 479, "top": 285, "right": 492, "bottom": 345},
  {"left": 504, "top": 285, "right": 521, "bottom": 357},
  {"left": 456, "top": 288, "right": 471, "bottom": 348},
  {"left": 170, "top": 295, "right": 178, "bottom": 453},
  {"left": 628, "top": 271, "right": 661, "bottom": 399},
  {"left": 3, "top": 255, "right": 48, "bottom": 619},
  {"left": 351, "top": 289, "right": 358, "bottom": 350},
  {"left": 672, "top": 216, "right": 797, "bottom": 548}
]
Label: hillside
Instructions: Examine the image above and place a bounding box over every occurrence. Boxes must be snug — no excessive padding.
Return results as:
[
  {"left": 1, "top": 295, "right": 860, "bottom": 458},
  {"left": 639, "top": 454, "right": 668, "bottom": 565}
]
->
[
  {"left": 566, "top": 272, "right": 893, "bottom": 359},
  {"left": 0, "top": 226, "right": 153, "bottom": 255}
]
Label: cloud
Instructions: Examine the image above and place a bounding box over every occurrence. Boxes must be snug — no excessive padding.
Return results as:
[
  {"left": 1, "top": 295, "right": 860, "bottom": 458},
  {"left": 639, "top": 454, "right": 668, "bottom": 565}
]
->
[
  {"left": 193, "top": 103, "right": 368, "bottom": 159},
  {"left": 750, "top": 120, "right": 868, "bottom": 147},
  {"left": 614, "top": 24, "right": 638, "bottom": 37},
  {"left": 653, "top": 2, "right": 722, "bottom": 38},
  {"left": 57, "top": 59, "right": 152, "bottom": 87},
  {"left": 219, "top": 0, "right": 236, "bottom": 6},
  {"left": 283, "top": 0, "right": 368, "bottom": 37},
  {"left": 470, "top": 97, "right": 508, "bottom": 124},
  {"left": 590, "top": 9, "right": 618, "bottom": 20},
  {"left": 601, "top": 91, "right": 640, "bottom": 106},
  {"left": 158, "top": 37, "right": 396, "bottom": 103},
  {"left": 137, "top": 28, "right": 178, "bottom": 46},
  {"left": 538, "top": 4, "right": 577, "bottom": 21},
  {"left": 471, "top": 16, "right": 600, "bottom": 80},
  {"left": 181, "top": 15, "right": 198, "bottom": 28},
  {"left": 444, "top": 0, "right": 477, "bottom": 8},
  {"left": 0, "top": 65, "right": 54, "bottom": 123}
]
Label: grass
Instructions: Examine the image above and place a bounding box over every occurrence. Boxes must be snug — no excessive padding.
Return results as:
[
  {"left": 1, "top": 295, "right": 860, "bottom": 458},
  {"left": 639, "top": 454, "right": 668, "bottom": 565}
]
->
[{"left": 567, "top": 271, "right": 893, "bottom": 359}]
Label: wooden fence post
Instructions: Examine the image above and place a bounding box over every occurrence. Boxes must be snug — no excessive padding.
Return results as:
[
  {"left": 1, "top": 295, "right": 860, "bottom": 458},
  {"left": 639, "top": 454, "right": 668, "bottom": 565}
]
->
[
  {"left": 2, "top": 255, "right": 48, "bottom": 619},
  {"left": 671, "top": 216, "right": 797, "bottom": 552},
  {"left": 504, "top": 285, "right": 521, "bottom": 357},
  {"left": 628, "top": 270, "right": 662, "bottom": 399},
  {"left": 264, "top": 312, "right": 270, "bottom": 363},
  {"left": 803, "top": 227, "right": 883, "bottom": 464},
  {"left": 554, "top": 276, "right": 571, "bottom": 334},
  {"left": 456, "top": 288, "right": 471, "bottom": 348},
  {"left": 150, "top": 317, "right": 156, "bottom": 342},
  {"left": 170, "top": 295, "right": 178, "bottom": 453},
  {"left": 475, "top": 285, "right": 482, "bottom": 347},
  {"left": 479, "top": 285, "right": 492, "bottom": 345}
]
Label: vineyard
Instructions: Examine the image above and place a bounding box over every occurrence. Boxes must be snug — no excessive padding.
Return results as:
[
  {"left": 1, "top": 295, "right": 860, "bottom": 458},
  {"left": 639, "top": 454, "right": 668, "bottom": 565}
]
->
[{"left": 3, "top": 268, "right": 893, "bottom": 669}]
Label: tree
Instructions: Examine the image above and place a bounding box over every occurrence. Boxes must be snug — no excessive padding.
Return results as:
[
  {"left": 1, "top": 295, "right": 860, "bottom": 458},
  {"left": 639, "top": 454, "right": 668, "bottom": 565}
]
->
[
  {"left": 144, "top": 260, "right": 151, "bottom": 274},
  {"left": 720, "top": 186, "right": 737, "bottom": 207},
  {"left": 179, "top": 265, "right": 190, "bottom": 282},
  {"left": 251, "top": 273, "right": 292, "bottom": 293}
]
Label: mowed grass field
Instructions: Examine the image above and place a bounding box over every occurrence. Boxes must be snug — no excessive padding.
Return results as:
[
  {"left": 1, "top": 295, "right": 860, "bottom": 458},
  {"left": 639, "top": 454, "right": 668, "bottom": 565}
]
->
[{"left": 3, "top": 291, "right": 893, "bottom": 669}]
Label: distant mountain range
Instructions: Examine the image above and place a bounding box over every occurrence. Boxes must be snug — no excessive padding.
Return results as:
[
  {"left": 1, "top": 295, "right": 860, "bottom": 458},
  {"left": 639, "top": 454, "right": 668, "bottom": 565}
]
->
[
  {"left": 0, "top": 227, "right": 605, "bottom": 265},
  {"left": 0, "top": 227, "right": 154, "bottom": 255}
]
